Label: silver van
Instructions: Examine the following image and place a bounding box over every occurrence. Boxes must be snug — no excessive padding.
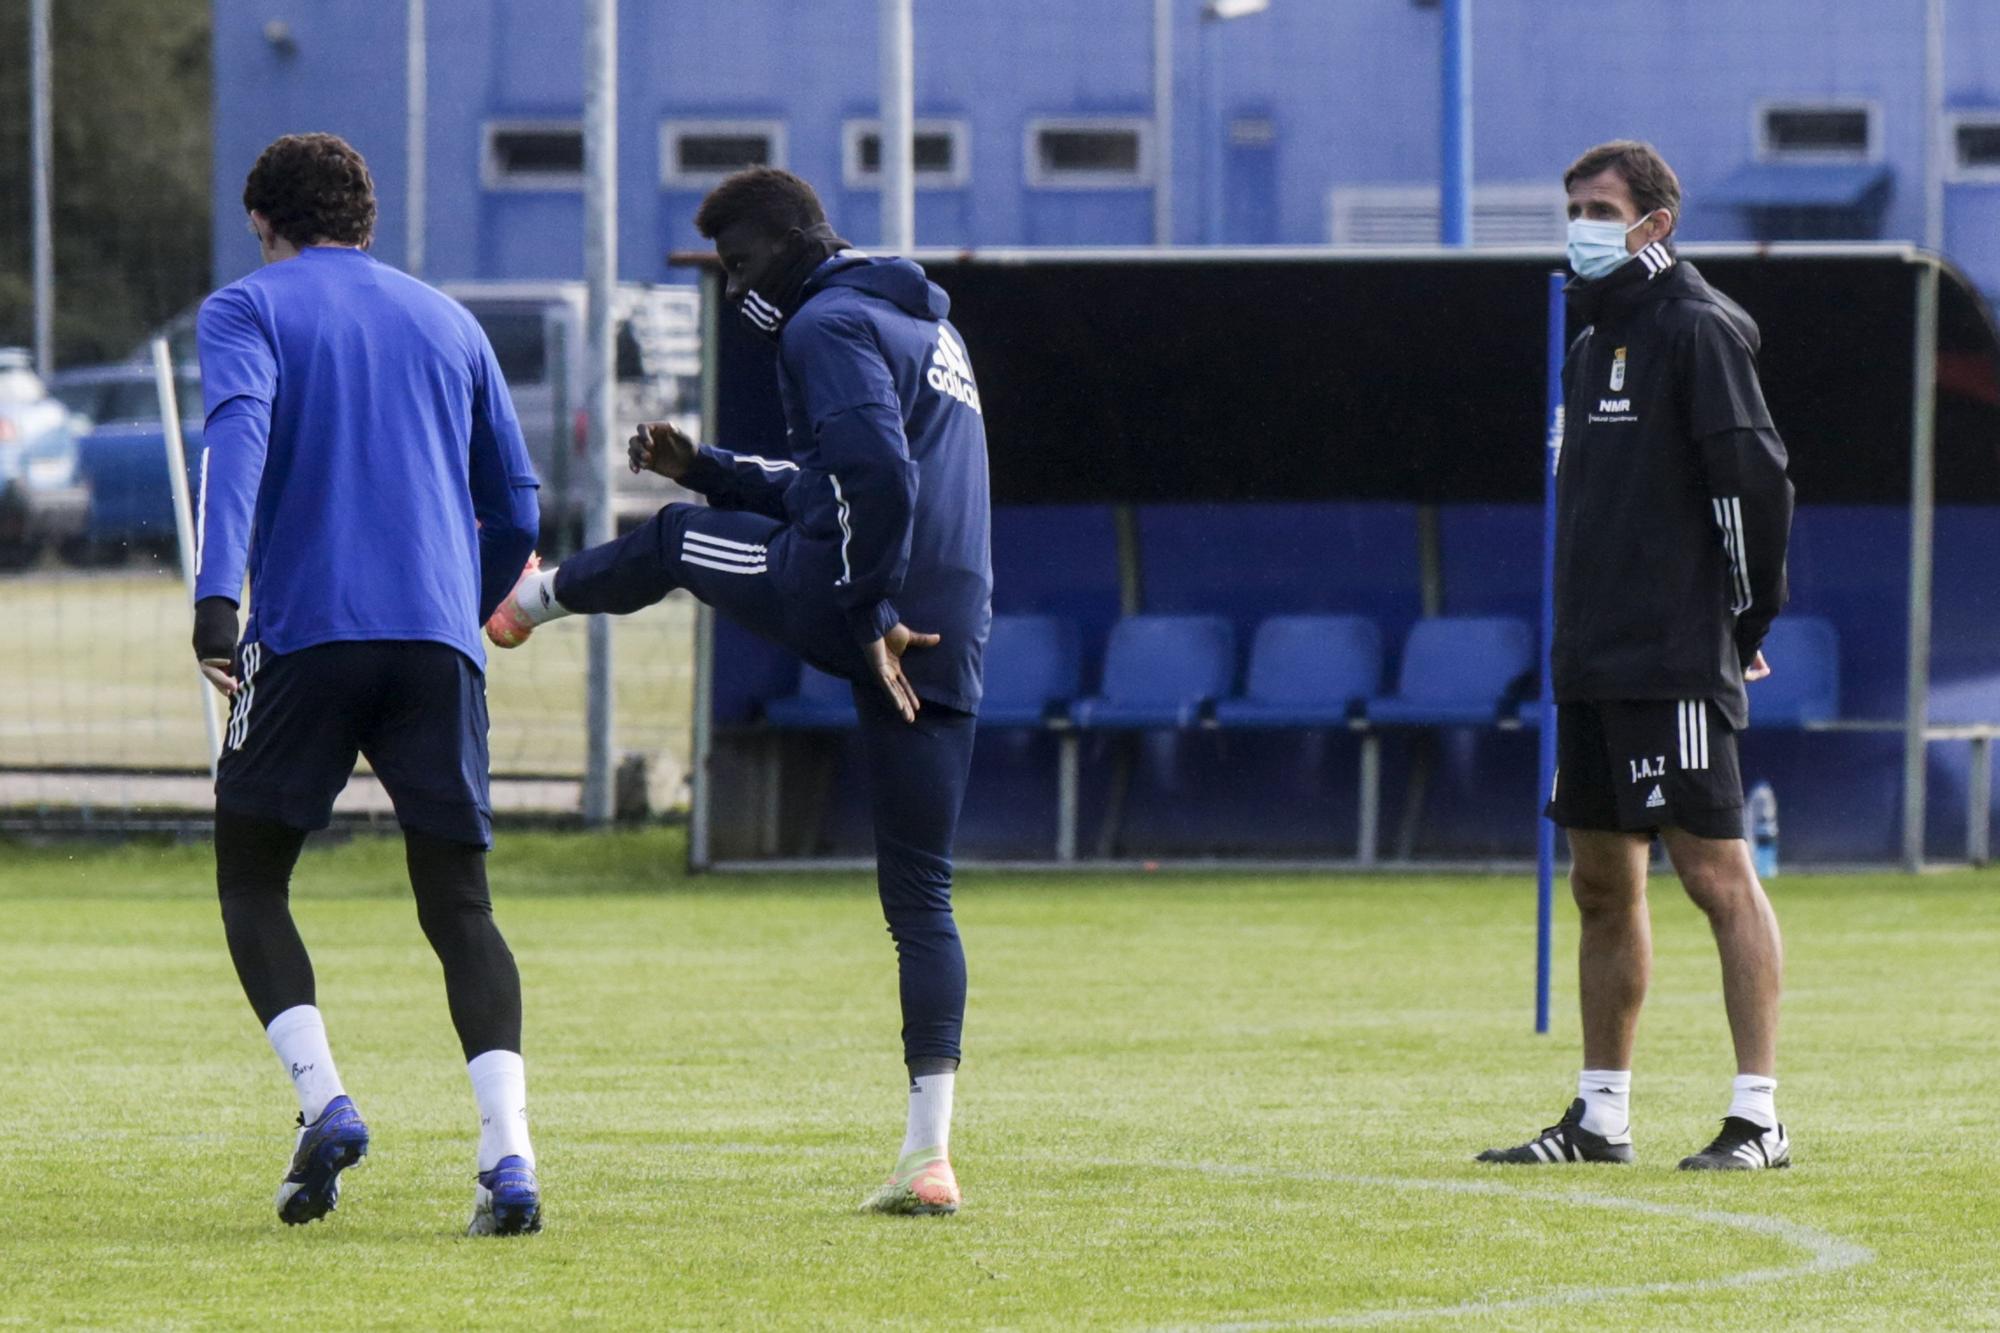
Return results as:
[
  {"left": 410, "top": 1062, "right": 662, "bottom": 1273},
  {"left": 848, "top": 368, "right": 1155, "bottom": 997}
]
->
[{"left": 444, "top": 282, "right": 702, "bottom": 552}]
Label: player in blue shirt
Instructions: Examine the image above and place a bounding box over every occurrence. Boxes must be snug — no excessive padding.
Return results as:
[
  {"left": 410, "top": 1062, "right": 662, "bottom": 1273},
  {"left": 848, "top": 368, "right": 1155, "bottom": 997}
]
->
[
  {"left": 194, "top": 134, "right": 544, "bottom": 1235},
  {"left": 488, "top": 167, "right": 993, "bottom": 1215}
]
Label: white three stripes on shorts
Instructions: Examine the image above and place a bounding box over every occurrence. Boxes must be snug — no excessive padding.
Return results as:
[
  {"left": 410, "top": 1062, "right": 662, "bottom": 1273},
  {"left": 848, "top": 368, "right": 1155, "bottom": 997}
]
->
[
  {"left": 680, "top": 530, "right": 767, "bottom": 575},
  {"left": 225, "top": 642, "right": 264, "bottom": 752},
  {"left": 1677, "top": 699, "right": 1711, "bottom": 771}
]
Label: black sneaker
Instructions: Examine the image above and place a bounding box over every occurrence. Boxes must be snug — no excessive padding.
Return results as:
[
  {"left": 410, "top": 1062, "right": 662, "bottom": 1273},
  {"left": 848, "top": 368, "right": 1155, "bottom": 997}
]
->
[
  {"left": 1476, "top": 1098, "right": 1634, "bottom": 1164},
  {"left": 1678, "top": 1117, "right": 1791, "bottom": 1171}
]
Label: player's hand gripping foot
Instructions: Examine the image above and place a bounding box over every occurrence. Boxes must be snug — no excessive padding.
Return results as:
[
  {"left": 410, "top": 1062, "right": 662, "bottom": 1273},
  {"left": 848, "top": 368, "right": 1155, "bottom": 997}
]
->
[
  {"left": 1476, "top": 1098, "right": 1635, "bottom": 1165},
  {"left": 468, "top": 1155, "right": 543, "bottom": 1236},
  {"left": 276, "top": 1095, "right": 370, "bottom": 1225},
  {"left": 858, "top": 1149, "right": 959, "bottom": 1215},
  {"left": 485, "top": 554, "right": 545, "bottom": 649},
  {"left": 1679, "top": 1118, "right": 1791, "bottom": 1171}
]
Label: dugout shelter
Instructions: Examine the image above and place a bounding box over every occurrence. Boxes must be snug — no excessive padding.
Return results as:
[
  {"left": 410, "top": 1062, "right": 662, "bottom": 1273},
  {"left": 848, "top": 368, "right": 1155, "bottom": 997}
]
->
[{"left": 678, "top": 245, "right": 2000, "bottom": 872}]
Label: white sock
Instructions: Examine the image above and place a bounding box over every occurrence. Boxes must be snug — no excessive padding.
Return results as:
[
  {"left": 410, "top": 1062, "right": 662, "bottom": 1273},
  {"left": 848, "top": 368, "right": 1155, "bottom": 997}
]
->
[
  {"left": 1727, "top": 1073, "right": 1778, "bottom": 1130},
  {"left": 468, "top": 1049, "right": 535, "bottom": 1171},
  {"left": 1577, "top": 1068, "right": 1631, "bottom": 1137},
  {"left": 515, "top": 568, "right": 570, "bottom": 625},
  {"left": 266, "top": 1005, "right": 346, "bottom": 1124},
  {"left": 899, "top": 1072, "right": 955, "bottom": 1160}
]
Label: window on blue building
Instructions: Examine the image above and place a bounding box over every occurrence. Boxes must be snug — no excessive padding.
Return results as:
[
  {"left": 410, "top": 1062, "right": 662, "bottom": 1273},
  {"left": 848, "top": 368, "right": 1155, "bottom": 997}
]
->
[
  {"left": 1948, "top": 113, "right": 2000, "bottom": 181},
  {"left": 483, "top": 122, "right": 585, "bottom": 190},
  {"left": 1758, "top": 103, "right": 1876, "bottom": 161},
  {"left": 661, "top": 120, "right": 786, "bottom": 189},
  {"left": 1026, "top": 119, "right": 1152, "bottom": 189},
  {"left": 1717, "top": 101, "right": 1890, "bottom": 241},
  {"left": 842, "top": 120, "right": 970, "bottom": 190}
]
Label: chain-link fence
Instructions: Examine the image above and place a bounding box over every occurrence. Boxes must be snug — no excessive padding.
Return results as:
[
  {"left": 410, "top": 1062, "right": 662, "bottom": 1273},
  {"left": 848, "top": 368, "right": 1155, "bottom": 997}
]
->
[{"left": 0, "top": 552, "right": 694, "bottom": 832}]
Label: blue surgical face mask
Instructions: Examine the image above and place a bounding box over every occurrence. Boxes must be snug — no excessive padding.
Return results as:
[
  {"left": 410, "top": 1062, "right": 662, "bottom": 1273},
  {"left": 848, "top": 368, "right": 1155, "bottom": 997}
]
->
[{"left": 1566, "top": 212, "right": 1659, "bottom": 280}]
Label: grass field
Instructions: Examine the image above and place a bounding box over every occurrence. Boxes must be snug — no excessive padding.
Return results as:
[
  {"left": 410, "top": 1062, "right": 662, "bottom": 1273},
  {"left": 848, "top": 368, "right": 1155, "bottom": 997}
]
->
[
  {"left": 2, "top": 567, "right": 695, "bottom": 787},
  {"left": 2, "top": 829, "right": 1996, "bottom": 1329}
]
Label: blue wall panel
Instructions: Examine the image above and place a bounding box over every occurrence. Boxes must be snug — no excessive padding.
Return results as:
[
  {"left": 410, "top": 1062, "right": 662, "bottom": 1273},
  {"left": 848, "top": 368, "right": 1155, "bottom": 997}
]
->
[
  {"left": 989, "top": 504, "right": 1122, "bottom": 678},
  {"left": 1439, "top": 504, "right": 1540, "bottom": 624},
  {"left": 212, "top": 1, "right": 2000, "bottom": 296},
  {"left": 1138, "top": 502, "right": 1423, "bottom": 659}
]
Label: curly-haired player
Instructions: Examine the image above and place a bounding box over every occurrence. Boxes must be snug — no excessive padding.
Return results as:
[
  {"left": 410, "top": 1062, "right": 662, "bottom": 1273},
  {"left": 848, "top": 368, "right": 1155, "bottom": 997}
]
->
[{"left": 194, "top": 133, "right": 546, "bottom": 1234}]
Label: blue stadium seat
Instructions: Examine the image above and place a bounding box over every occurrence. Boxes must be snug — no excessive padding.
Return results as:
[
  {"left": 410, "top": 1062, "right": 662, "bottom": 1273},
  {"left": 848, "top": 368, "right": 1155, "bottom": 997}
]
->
[
  {"left": 1212, "top": 615, "right": 1382, "bottom": 728},
  {"left": 1366, "top": 617, "right": 1535, "bottom": 725},
  {"left": 979, "top": 615, "right": 1083, "bottom": 727},
  {"left": 1071, "top": 615, "right": 1236, "bottom": 729},
  {"left": 1751, "top": 616, "right": 1840, "bottom": 726},
  {"left": 762, "top": 664, "right": 858, "bottom": 729}
]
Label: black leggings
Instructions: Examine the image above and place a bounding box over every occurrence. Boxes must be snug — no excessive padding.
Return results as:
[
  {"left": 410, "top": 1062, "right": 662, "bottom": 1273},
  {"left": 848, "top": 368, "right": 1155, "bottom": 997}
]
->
[{"left": 215, "top": 809, "right": 522, "bottom": 1059}]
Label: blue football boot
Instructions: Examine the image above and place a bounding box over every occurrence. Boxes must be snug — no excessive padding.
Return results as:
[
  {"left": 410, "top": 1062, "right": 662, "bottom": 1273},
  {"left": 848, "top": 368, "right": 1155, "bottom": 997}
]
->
[
  {"left": 467, "top": 1155, "right": 542, "bottom": 1237},
  {"left": 276, "top": 1095, "right": 370, "bottom": 1225}
]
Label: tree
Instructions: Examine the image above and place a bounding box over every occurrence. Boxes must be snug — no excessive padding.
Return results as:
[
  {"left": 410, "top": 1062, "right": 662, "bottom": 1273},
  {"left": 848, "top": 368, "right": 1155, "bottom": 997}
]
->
[{"left": 0, "top": 0, "right": 211, "bottom": 367}]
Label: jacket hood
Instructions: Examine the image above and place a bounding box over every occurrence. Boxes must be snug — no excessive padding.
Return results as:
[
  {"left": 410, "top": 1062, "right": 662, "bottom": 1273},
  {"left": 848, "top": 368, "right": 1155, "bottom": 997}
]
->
[{"left": 806, "top": 253, "right": 950, "bottom": 321}]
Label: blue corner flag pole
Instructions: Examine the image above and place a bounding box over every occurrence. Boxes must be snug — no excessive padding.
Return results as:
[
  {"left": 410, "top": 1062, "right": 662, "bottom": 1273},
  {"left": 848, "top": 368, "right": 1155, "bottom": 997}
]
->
[{"left": 1535, "top": 270, "right": 1565, "bottom": 1034}]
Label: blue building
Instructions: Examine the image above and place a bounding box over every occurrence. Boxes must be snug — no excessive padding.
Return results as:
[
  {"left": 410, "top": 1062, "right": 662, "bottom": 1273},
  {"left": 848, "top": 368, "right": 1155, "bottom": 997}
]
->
[{"left": 212, "top": 1, "right": 2000, "bottom": 296}]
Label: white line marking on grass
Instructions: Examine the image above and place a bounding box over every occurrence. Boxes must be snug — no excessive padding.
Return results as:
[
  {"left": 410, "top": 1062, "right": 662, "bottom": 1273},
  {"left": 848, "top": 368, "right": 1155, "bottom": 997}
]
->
[{"left": 1068, "top": 1158, "right": 1875, "bottom": 1330}]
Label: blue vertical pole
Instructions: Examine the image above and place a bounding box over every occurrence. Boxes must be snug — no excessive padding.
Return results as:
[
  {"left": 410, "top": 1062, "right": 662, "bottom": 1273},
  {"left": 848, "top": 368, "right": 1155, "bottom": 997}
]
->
[
  {"left": 1535, "top": 270, "right": 1565, "bottom": 1034},
  {"left": 1440, "top": 0, "right": 1472, "bottom": 245}
]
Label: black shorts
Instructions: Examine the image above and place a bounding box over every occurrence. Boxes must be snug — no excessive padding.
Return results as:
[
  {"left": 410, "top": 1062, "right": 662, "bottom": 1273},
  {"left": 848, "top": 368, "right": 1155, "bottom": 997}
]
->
[
  {"left": 1546, "top": 699, "right": 1744, "bottom": 841},
  {"left": 216, "top": 640, "right": 492, "bottom": 847}
]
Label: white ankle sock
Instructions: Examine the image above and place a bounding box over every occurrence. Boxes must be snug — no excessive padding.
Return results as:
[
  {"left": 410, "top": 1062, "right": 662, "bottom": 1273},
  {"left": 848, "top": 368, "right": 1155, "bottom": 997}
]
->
[
  {"left": 266, "top": 1005, "right": 346, "bottom": 1124},
  {"left": 899, "top": 1072, "right": 955, "bottom": 1160},
  {"left": 515, "top": 568, "right": 569, "bottom": 625},
  {"left": 1577, "top": 1068, "right": 1631, "bottom": 1136},
  {"left": 468, "top": 1049, "right": 535, "bottom": 1171},
  {"left": 1727, "top": 1073, "right": 1777, "bottom": 1130}
]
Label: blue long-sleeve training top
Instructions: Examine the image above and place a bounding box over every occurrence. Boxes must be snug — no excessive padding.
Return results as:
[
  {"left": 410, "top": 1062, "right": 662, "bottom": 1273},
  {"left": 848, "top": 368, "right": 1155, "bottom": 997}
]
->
[{"left": 195, "top": 246, "right": 539, "bottom": 668}]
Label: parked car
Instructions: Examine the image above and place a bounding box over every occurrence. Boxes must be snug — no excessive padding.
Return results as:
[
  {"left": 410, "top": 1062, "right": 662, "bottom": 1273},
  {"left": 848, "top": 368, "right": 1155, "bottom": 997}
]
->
[
  {"left": 0, "top": 349, "right": 89, "bottom": 567},
  {"left": 46, "top": 359, "right": 201, "bottom": 565},
  {"left": 50, "top": 359, "right": 200, "bottom": 429},
  {"left": 442, "top": 282, "right": 702, "bottom": 553},
  {"left": 36, "top": 280, "right": 700, "bottom": 568}
]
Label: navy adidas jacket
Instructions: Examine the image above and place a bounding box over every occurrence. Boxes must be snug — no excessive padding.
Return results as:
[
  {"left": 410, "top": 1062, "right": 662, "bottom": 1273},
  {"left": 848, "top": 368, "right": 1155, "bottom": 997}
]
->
[{"left": 683, "top": 254, "right": 993, "bottom": 713}]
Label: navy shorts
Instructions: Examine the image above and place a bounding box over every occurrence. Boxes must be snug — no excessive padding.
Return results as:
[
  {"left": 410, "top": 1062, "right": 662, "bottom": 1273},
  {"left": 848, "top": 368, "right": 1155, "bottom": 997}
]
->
[
  {"left": 1547, "top": 698, "right": 1744, "bottom": 841},
  {"left": 216, "top": 640, "right": 493, "bottom": 847}
]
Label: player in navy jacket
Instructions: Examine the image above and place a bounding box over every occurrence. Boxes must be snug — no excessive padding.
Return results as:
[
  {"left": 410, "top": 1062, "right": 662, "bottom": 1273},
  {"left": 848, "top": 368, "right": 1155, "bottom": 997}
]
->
[{"left": 489, "top": 168, "right": 993, "bottom": 1215}]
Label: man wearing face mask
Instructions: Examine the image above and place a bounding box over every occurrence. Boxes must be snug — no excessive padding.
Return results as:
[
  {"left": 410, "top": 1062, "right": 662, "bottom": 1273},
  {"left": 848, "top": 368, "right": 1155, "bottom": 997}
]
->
[
  {"left": 1478, "top": 141, "right": 1795, "bottom": 1172},
  {"left": 485, "top": 167, "right": 991, "bottom": 1214}
]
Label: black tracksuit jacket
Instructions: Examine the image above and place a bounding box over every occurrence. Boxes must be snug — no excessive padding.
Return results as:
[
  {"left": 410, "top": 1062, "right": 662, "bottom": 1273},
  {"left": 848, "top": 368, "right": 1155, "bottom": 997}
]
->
[{"left": 1552, "top": 241, "right": 1795, "bottom": 730}]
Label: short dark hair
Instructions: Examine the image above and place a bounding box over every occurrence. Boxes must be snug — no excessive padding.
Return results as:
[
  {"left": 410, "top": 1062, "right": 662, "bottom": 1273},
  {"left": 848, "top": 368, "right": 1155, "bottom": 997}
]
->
[
  {"left": 242, "top": 133, "right": 377, "bottom": 248},
  {"left": 694, "top": 167, "right": 827, "bottom": 241},
  {"left": 1564, "top": 140, "right": 1683, "bottom": 224}
]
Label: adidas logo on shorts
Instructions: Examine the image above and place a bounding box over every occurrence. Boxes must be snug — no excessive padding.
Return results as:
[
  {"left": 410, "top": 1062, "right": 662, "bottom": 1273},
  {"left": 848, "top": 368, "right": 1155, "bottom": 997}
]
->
[{"left": 1645, "top": 784, "right": 1666, "bottom": 809}]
